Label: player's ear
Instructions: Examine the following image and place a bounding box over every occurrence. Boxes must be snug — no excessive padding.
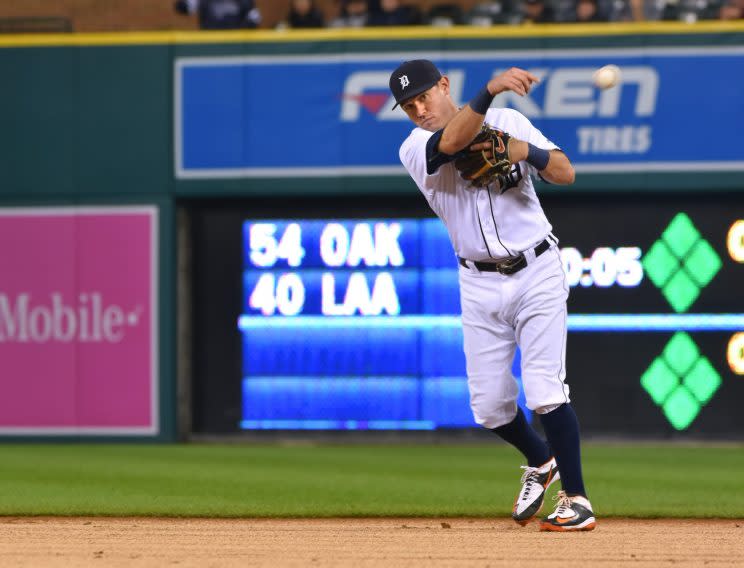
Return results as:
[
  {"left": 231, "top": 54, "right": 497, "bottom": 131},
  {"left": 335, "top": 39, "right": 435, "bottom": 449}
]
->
[{"left": 438, "top": 76, "right": 450, "bottom": 96}]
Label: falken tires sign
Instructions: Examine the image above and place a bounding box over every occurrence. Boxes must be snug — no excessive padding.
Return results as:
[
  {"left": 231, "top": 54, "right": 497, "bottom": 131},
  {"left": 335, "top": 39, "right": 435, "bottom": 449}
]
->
[{"left": 175, "top": 48, "right": 744, "bottom": 179}]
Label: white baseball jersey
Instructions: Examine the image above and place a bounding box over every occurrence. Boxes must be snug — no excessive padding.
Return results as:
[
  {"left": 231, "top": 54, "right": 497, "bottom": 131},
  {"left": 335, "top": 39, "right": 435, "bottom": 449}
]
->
[
  {"left": 399, "top": 108, "right": 559, "bottom": 261},
  {"left": 399, "top": 107, "right": 570, "bottom": 428}
]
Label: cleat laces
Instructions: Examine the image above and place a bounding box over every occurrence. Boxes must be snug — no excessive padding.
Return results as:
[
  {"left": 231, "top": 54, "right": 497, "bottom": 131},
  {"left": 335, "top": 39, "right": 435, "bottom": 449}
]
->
[
  {"left": 552, "top": 490, "right": 573, "bottom": 516},
  {"left": 519, "top": 466, "right": 539, "bottom": 501}
]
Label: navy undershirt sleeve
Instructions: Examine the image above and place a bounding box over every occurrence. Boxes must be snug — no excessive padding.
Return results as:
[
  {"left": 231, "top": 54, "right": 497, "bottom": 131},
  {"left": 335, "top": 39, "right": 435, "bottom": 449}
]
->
[
  {"left": 536, "top": 148, "right": 563, "bottom": 184},
  {"left": 425, "top": 129, "right": 457, "bottom": 175}
]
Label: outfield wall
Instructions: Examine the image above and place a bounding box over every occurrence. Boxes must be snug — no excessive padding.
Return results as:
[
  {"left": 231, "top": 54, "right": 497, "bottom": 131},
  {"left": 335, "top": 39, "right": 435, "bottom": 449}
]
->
[{"left": 0, "top": 23, "right": 743, "bottom": 440}]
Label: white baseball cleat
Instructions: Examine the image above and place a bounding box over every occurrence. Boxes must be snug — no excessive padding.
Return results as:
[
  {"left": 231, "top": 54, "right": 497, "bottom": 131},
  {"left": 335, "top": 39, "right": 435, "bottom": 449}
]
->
[
  {"left": 539, "top": 490, "right": 597, "bottom": 532},
  {"left": 512, "top": 457, "right": 560, "bottom": 526}
]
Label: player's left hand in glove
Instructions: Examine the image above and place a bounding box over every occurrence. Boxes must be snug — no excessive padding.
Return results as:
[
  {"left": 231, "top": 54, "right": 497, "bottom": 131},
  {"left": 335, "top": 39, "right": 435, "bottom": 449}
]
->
[{"left": 454, "top": 125, "right": 512, "bottom": 188}]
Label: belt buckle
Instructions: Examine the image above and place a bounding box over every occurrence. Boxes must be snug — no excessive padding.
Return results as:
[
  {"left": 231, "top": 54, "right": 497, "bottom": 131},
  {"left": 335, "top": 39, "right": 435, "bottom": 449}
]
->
[{"left": 497, "top": 254, "right": 526, "bottom": 275}]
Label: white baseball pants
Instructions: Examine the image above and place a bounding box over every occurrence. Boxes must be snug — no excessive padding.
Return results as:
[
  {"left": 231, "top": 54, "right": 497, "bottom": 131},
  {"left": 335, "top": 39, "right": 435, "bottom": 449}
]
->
[{"left": 458, "top": 246, "right": 571, "bottom": 429}]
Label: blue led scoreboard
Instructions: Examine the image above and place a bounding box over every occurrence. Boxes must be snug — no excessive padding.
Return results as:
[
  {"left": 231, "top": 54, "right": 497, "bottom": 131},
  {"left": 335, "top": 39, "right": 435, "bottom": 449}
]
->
[{"left": 240, "top": 219, "right": 481, "bottom": 430}]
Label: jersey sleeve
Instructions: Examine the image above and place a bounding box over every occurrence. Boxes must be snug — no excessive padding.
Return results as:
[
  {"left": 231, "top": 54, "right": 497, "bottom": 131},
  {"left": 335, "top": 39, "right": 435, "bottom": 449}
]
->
[
  {"left": 492, "top": 108, "right": 561, "bottom": 182},
  {"left": 500, "top": 108, "right": 560, "bottom": 151},
  {"left": 424, "top": 129, "right": 458, "bottom": 175},
  {"left": 399, "top": 128, "right": 454, "bottom": 195}
]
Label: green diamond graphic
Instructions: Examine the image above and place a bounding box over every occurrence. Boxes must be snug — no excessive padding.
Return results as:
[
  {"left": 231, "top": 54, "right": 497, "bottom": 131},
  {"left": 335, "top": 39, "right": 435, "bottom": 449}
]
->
[
  {"left": 662, "top": 271, "right": 700, "bottom": 313},
  {"left": 662, "top": 332, "right": 699, "bottom": 376},
  {"left": 662, "top": 387, "right": 701, "bottom": 431},
  {"left": 643, "top": 213, "right": 720, "bottom": 313},
  {"left": 683, "top": 358, "right": 721, "bottom": 404},
  {"left": 641, "top": 358, "right": 679, "bottom": 404},
  {"left": 642, "top": 334, "right": 721, "bottom": 431},
  {"left": 684, "top": 240, "right": 722, "bottom": 288},
  {"left": 662, "top": 213, "right": 700, "bottom": 258},
  {"left": 642, "top": 240, "right": 679, "bottom": 288}
]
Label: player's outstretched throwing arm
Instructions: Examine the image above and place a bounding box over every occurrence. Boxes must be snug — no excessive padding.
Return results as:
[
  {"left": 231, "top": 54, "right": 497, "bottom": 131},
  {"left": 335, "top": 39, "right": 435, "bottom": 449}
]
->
[
  {"left": 433, "top": 67, "right": 574, "bottom": 186},
  {"left": 436, "top": 67, "right": 539, "bottom": 154}
]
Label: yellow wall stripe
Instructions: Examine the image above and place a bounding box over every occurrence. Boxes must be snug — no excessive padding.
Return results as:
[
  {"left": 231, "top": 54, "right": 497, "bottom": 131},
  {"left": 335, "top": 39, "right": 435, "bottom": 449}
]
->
[{"left": 1, "top": 21, "right": 743, "bottom": 48}]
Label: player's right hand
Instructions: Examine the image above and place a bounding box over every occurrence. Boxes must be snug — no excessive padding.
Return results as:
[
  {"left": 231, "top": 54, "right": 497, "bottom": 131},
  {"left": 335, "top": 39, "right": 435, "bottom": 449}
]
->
[{"left": 487, "top": 68, "right": 540, "bottom": 97}]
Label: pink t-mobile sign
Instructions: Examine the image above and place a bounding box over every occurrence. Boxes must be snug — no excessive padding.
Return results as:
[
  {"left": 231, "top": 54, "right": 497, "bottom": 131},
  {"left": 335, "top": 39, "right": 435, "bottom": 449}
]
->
[{"left": 0, "top": 207, "right": 158, "bottom": 435}]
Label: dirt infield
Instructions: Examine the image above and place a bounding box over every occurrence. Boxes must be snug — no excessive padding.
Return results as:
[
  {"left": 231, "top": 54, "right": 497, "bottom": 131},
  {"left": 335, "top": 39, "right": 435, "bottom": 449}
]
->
[{"left": 0, "top": 518, "right": 742, "bottom": 567}]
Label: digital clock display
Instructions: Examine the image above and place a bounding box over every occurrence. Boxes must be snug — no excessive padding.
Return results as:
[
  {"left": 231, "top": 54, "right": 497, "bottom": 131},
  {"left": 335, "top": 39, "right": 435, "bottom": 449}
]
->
[{"left": 561, "top": 246, "right": 643, "bottom": 288}]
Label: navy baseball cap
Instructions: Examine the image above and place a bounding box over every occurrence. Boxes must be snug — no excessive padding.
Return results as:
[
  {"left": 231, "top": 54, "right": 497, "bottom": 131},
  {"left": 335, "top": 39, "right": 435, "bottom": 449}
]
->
[{"left": 389, "top": 59, "right": 442, "bottom": 109}]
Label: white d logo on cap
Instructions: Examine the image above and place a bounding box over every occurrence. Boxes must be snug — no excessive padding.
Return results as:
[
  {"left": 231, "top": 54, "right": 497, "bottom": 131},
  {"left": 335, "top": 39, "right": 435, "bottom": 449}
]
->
[{"left": 399, "top": 75, "right": 410, "bottom": 89}]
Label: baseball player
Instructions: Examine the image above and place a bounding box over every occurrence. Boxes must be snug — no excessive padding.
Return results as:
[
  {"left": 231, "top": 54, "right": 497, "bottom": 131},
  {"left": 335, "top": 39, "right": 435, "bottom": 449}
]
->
[{"left": 390, "top": 59, "right": 596, "bottom": 531}]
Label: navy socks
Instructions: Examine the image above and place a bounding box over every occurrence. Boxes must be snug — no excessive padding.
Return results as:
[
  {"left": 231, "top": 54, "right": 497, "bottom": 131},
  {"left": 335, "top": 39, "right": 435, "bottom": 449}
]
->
[
  {"left": 539, "top": 403, "right": 587, "bottom": 498},
  {"left": 492, "top": 404, "right": 589, "bottom": 498},
  {"left": 491, "top": 407, "right": 551, "bottom": 467}
]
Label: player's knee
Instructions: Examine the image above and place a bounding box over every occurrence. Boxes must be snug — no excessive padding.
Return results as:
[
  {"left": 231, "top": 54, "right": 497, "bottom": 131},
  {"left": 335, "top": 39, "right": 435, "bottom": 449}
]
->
[
  {"left": 470, "top": 395, "right": 518, "bottom": 429},
  {"left": 534, "top": 403, "right": 562, "bottom": 415},
  {"left": 521, "top": 374, "right": 570, "bottom": 413},
  {"left": 468, "top": 372, "right": 520, "bottom": 428}
]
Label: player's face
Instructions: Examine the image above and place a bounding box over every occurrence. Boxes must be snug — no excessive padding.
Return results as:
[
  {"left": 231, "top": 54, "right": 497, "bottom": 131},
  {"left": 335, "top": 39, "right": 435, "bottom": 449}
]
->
[{"left": 400, "top": 77, "right": 456, "bottom": 132}]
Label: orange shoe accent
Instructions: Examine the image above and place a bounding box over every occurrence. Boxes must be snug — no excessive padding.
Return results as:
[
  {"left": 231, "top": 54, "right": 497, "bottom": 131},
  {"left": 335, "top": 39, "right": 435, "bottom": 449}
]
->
[
  {"left": 539, "top": 520, "right": 596, "bottom": 532},
  {"left": 554, "top": 514, "right": 579, "bottom": 525},
  {"left": 542, "top": 468, "right": 555, "bottom": 489}
]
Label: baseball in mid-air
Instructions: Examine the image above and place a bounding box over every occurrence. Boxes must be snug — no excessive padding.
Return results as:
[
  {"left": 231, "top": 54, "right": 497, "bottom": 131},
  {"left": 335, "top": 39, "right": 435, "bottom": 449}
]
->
[{"left": 593, "top": 64, "right": 621, "bottom": 89}]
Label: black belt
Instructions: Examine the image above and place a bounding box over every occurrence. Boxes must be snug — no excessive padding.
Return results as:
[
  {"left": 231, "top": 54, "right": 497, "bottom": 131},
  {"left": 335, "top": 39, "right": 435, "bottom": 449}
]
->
[{"left": 458, "top": 238, "right": 552, "bottom": 275}]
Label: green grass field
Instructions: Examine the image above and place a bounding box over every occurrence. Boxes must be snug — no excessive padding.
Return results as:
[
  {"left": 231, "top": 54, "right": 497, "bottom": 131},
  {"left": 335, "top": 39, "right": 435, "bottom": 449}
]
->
[{"left": 1, "top": 443, "right": 742, "bottom": 518}]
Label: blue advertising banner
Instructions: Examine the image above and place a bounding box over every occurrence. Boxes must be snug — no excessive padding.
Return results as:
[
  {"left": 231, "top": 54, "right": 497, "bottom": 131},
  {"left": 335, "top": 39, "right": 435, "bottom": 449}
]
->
[{"left": 175, "top": 48, "right": 744, "bottom": 179}]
